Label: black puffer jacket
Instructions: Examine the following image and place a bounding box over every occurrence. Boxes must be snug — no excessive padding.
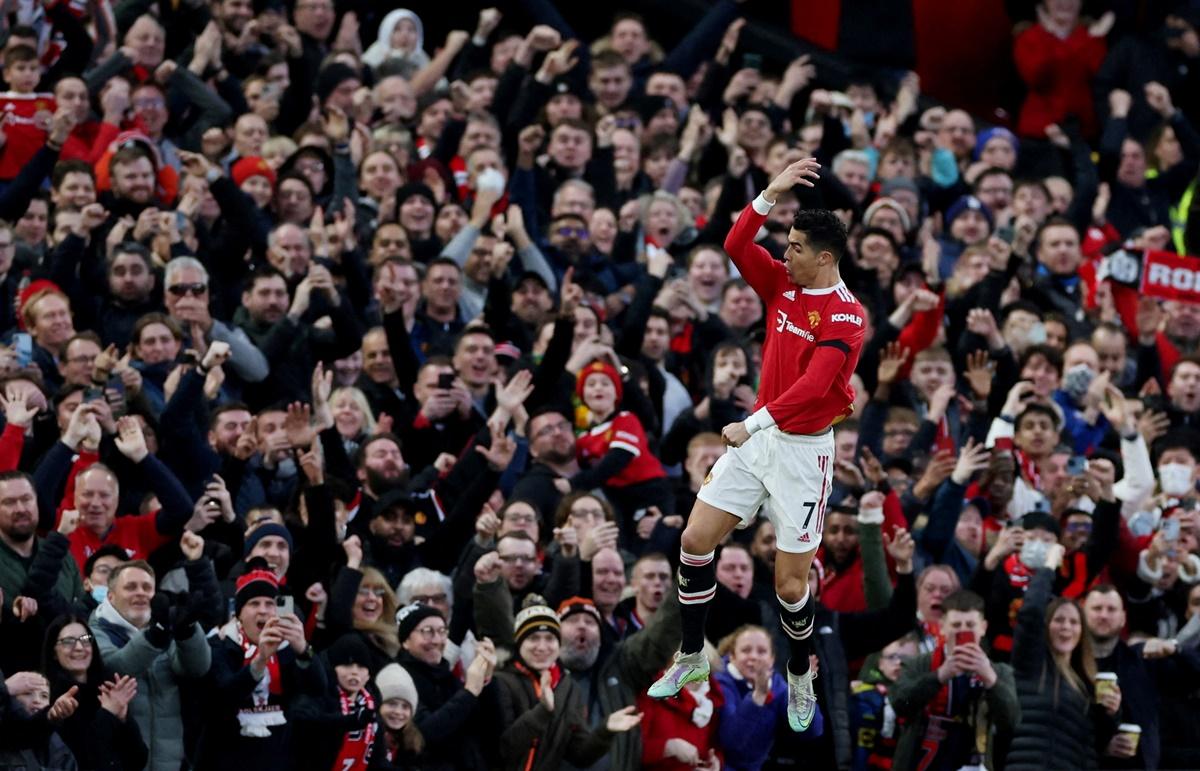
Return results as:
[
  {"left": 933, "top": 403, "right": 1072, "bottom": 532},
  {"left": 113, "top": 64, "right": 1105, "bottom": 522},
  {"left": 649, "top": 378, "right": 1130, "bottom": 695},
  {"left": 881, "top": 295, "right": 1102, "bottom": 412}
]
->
[{"left": 1005, "top": 568, "right": 1117, "bottom": 771}]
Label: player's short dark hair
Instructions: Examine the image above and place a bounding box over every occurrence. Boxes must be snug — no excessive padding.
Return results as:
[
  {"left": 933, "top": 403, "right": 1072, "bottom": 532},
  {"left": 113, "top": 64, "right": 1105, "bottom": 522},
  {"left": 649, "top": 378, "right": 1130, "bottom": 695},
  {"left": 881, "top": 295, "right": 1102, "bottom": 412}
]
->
[{"left": 792, "top": 209, "right": 848, "bottom": 262}]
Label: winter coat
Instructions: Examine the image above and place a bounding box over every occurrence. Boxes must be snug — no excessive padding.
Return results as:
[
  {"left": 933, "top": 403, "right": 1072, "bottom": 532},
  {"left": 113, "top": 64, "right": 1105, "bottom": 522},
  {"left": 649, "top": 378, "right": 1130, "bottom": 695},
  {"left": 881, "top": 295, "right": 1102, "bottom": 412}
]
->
[
  {"left": 47, "top": 670, "right": 148, "bottom": 771},
  {"left": 636, "top": 674, "right": 723, "bottom": 771},
  {"left": 713, "top": 660, "right": 823, "bottom": 771},
  {"left": 91, "top": 601, "right": 212, "bottom": 771},
  {"left": 490, "top": 663, "right": 614, "bottom": 771},
  {"left": 396, "top": 650, "right": 488, "bottom": 771},
  {"left": 196, "top": 623, "right": 311, "bottom": 770},
  {"left": 889, "top": 649, "right": 1019, "bottom": 771},
  {"left": 291, "top": 655, "right": 378, "bottom": 771},
  {"left": 557, "top": 592, "right": 682, "bottom": 771},
  {"left": 1005, "top": 568, "right": 1116, "bottom": 771}
]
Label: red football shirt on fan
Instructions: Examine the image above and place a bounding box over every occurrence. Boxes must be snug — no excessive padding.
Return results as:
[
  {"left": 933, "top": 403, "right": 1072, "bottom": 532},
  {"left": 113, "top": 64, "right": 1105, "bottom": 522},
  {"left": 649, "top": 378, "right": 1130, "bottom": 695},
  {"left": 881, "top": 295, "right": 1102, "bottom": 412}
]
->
[
  {"left": 575, "top": 411, "right": 667, "bottom": 487},
  {"left": 0, "top": 92, "right": 55, "bottom": 180},
  {"left": 724, "top": 202, "right": 866, "bottom": 433}
]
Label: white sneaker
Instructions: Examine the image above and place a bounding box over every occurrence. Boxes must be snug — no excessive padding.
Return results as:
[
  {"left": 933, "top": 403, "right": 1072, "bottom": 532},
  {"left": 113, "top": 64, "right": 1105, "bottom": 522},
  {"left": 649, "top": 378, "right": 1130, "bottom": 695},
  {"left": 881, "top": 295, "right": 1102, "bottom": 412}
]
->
[
  {"left": 647, "top": 650, "right": 709, "bottom": 698},
  {"left": 786, "top": 667, "right": 817, "bottom": 732}
]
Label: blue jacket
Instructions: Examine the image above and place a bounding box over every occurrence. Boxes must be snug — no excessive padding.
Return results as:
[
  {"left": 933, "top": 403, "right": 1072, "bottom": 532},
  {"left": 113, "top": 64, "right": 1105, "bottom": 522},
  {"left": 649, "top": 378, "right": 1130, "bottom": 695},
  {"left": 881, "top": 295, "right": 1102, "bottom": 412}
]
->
[{"left": 713, "top": 659, "right": 823, "bottom": 771}]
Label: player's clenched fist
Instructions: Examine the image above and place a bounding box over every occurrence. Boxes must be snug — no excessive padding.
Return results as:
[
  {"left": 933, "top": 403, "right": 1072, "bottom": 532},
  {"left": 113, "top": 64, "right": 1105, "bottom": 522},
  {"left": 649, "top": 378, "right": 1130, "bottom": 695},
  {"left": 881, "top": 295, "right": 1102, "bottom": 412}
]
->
[{"left": 721, "top": 421, "right": 751, "bottom": 448}]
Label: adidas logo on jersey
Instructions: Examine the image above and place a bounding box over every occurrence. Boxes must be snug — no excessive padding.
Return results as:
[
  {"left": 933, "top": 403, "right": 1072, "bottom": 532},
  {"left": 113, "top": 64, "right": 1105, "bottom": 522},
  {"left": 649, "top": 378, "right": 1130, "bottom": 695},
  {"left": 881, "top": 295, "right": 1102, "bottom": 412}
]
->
[
  {"left": 783, "top": 290, "right": 796, "bottom": 300},
  {"left": 798, "top": 533, "right": 811, "bottom": 543}
]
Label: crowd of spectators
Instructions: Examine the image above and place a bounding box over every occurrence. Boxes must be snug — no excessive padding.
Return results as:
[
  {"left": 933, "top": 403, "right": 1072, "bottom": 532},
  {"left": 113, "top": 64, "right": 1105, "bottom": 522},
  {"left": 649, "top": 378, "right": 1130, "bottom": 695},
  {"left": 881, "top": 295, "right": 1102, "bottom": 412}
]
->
[{"left": 2, "top": 0, "right": 1200, "bottom": 769}]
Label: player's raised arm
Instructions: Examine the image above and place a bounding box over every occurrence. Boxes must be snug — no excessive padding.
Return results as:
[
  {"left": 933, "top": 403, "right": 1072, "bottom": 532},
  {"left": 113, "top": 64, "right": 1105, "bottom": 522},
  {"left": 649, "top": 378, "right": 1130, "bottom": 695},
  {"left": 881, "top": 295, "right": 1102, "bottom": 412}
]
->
[{"left": 723, "top": 158, "right": 822, "bottom": 296}]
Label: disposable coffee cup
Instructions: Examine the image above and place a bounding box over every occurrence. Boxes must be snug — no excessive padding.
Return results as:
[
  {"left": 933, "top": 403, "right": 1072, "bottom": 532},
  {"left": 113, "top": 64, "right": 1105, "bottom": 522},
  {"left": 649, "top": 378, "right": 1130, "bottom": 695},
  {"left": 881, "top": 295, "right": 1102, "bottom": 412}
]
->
[
  {"left": 1095, "top": 672, "right": 1117, "bottom": 702},
  {"left": 1118, "top": 723, "right": 1141, "bottom": 754}
]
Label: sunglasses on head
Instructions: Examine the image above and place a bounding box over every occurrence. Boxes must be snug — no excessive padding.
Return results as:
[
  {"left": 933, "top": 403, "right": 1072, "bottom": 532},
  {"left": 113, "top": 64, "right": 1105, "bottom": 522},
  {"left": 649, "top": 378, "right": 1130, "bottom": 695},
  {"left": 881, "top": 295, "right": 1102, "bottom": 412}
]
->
[{"left": 167, "top": 283, "right": 207, "bottom": 297}]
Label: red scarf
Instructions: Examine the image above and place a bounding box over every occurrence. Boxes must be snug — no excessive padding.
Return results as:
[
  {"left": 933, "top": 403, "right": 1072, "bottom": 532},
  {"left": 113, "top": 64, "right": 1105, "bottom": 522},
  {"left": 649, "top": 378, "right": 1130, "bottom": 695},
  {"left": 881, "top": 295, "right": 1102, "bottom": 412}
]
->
[
  {"left": 332, "top": 687, "right": 375, "bottom": 771},
  {"left": 240, "top": 631, "right": 282, "bottom": 695}
]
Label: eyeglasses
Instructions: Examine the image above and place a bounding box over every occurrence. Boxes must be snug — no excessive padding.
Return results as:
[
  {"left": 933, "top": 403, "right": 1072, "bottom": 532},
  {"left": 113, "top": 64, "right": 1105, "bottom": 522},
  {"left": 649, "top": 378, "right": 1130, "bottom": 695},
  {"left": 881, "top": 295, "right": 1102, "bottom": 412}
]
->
[
  {"left": 65, "top": 354, "right": 98, "bottom": 365},
  {"left": 167, "top": 283, "right": 207, "bottom": 297},
  {"left": 56, "top": 634, "right": 93, "bottom": 649},
  {"left": 533, "top": 421, "right": 571, "bottom": 440},
  {"left": 880, "top": 652, "right": 906, "bottom": 662},
  {"left": 357, "top": 586, "right": 387, "bottom": 598},
  {"left": 498, "top": 554, "right": 537, "bottom": 565},
  {"left": 132, "top": 97, "right": 164, "bottom": 109},
  {"left": 413, "top": 625, "right": 448, "bottom": 639},
  {"left": 571, "top": 508, "right": 605, "bottom": 520},
  {"left": 504, "top": 512, "right": 538, "bottom": 524},
  {"left": 410, "top": 593, "right": 447, "bottom": 605},
  {"left": 1066, "top": 522, "right": 1093, "bottom": 533},
  {"left": 555, "top": 227, "right": 588, "bottom": 239}
]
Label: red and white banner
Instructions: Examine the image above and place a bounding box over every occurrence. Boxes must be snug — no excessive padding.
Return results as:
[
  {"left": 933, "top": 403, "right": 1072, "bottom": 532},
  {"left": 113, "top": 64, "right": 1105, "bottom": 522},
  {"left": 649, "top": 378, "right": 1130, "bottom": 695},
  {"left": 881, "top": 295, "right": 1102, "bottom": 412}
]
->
[{"left": 1139, "top": 249, "right": 1200, "bottom": 303}]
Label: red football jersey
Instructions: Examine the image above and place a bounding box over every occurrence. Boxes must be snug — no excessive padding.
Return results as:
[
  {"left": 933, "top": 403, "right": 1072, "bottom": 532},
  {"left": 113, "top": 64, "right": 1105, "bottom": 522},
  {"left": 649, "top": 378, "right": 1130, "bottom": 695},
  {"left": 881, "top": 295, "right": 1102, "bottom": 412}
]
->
[
  {"left": 575, "top": 411, "right": 667, "bottom": 487},
  {"left": 724, "top": 202, "right": 866, "bottom": 434},
  {"left": 0, "top": 92, "right": 55, "bottom": 180},
  {"left": 64, "top": 513, "right": 169, "bottom": 573}
]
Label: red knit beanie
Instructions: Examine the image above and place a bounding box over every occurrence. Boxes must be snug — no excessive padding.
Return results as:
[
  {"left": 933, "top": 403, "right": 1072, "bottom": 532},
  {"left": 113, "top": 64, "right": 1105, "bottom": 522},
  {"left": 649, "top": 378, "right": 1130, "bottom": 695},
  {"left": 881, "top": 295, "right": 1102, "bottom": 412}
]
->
[{"left": 575, "top": 360, "right": 623, "bottom": 405}]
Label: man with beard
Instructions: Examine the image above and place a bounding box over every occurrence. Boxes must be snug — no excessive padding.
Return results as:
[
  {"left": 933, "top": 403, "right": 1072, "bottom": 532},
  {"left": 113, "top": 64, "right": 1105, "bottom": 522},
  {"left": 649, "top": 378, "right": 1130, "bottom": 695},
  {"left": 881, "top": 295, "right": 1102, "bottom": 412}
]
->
[
  {"left": 210, "top": 0, "right": 262, "bottom": 77},
  {"left": 91, "top": 560, "right": 211, "bottom": 771},
  {"left": 101, "top": 145, "right": 159, "bottom": 222},
  {"left": 556, "top": 594, "right": 680, "bottom": 771},
  {"left": 543, "top": 211, "right": 626, "bottom": 295},
  {"left": 354, "top": 430, "right": 514, "bottom": 584},
  {"left": 234, "top": 265, "right": 362, "bottom": 407},
  {"left": 490, "top": 270, "right": 555, "bottom": 354},
  {"left": 1084, "top": 584, "right": 1200, "bottom": 769},
  {"left": 513, "top": 407, "right": 581, "bottom": 524},
  {"left": 0, "top": 471, "right": 84, "bottom": 673}
]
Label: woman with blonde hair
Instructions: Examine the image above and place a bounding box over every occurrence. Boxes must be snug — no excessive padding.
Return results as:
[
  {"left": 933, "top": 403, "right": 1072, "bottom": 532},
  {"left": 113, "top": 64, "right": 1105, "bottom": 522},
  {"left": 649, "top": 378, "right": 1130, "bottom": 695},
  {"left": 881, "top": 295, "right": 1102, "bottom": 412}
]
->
[
  {"left": 330, "top": 386, "right": 377, "bottom": 455},
  {"left": 712, "top": 625, "right": 822, "bottom": 770},
  {"left": 1006, "top": 544, "right": 1120, "bottom": 770},
  {"left": 324, "top": 550, "right": 401, "bottom": 674}
]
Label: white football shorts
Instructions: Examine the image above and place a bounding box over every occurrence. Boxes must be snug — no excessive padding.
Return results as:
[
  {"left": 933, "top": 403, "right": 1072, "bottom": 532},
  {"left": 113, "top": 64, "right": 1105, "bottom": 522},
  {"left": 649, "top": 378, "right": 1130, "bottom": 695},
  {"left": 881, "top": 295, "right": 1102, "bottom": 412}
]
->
[{"left": 696, "top": 426, "right": 834, "bottom": 553}]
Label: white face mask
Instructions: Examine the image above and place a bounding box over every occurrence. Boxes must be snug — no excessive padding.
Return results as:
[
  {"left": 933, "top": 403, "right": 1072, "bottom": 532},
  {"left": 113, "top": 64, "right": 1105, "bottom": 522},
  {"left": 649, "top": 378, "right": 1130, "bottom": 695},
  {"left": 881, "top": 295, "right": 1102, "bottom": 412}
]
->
[{"left": 1158, "top": 463, "right": 1194, "bottom": 496}]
